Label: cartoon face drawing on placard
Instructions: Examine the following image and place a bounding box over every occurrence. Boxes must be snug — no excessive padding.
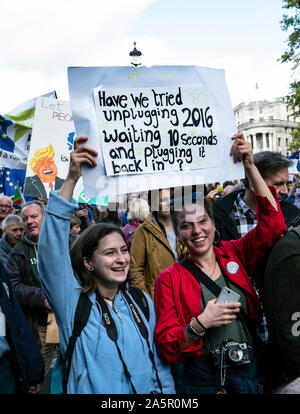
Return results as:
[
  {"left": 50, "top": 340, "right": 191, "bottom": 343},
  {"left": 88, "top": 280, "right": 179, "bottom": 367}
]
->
[
  {"left": 25, "top": 143, "right": 65, "bottom": 199},
  {"left": 30, "top": 144, "right": 58, "bottom": 183}
]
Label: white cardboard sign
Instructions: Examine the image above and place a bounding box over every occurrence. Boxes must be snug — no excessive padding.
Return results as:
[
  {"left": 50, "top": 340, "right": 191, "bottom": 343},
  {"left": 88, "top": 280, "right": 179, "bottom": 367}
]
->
[
  {"left": 93, "top": 85, "right": 219, "bottom": 176},
  {"left": 68, "top": 65, "right": 244, "bottom": 198},
  {"left": 24, "top": 97, "right": 75, "bottom": 199}
]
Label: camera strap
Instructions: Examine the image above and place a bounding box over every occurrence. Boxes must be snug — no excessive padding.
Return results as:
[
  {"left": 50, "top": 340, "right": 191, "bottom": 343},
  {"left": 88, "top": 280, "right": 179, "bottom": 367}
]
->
[
  {"left": 179, "top": 258, "right": 250, "bottom": 328},
  {"left": 122, "top": 291, "right": 163, "bottom": 394},
  {"left": 96, "top": 292, "right": 137, "bottom": 394}
]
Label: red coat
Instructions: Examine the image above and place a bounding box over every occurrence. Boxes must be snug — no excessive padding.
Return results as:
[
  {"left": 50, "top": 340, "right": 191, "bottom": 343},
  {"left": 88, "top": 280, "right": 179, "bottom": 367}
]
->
[{"left": 154, "top": 189, "right": 287, "bottom": 364}]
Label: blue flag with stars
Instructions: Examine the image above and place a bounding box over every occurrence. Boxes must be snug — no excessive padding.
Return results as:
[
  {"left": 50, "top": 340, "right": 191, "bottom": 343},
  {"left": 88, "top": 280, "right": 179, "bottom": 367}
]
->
[
  {"left": 0, "top": 116, "right": 15, "bottom": 153},
  {"left": 0, "top": 167, "right": 26, "bottom": 197},
  {"left": 0, "top": 91, "right": 56, "bottom": 170}
]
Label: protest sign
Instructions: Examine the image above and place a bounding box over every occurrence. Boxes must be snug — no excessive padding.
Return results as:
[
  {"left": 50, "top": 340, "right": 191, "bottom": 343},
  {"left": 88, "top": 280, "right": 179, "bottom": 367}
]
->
[
  {"left": 73, "top": 177, "right": 109, "bottom": 206},
  {"left": 23, "top": 96, "right": 106, "bottom": 204},
  {"left": 68, "top": 65, "right": 244, "bottom": 198},
  {"left": 24, "top": 97, "right": 76, "bottom": 198},
  {"left": 93, "top": 85, "right": 218, "bottom": 176},
  {"left": 0, "top": 91, "right": 56, "bottom": 170}
]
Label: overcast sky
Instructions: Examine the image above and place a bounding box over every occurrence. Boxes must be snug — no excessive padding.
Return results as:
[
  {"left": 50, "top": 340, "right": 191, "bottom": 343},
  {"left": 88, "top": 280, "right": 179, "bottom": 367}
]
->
[{"left": 0, "top": 0, "right": 297, "bottom": 113}]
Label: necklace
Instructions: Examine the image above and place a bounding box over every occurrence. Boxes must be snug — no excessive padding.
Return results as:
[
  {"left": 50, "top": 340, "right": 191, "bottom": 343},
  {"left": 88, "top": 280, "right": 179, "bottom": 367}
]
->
[{"left": 199, "top": 258, "right": 218, "bottom": 279}]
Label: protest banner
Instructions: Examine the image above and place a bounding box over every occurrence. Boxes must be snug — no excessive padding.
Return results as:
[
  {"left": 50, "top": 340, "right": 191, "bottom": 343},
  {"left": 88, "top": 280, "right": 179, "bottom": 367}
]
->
[
  {"left": 23, "top": 96, "right": 107, "bottom": 204},
  {"left": 68, "top": 65, "right": 244, "bottom": 198},
  {"left": 24, "top": 97, "right": 76, "bottom": 198},
  {"left": 73, "top": 177, "right": 109, "bottom": 206},
  {"left": 0, "top": 167, "right": 26, "bottom": 198},
  {"left": 0, "top": 91, "right": 56, "bottom": 170},
  {"left": 93, "top": 85, "right": 219, "bottom": 176}
]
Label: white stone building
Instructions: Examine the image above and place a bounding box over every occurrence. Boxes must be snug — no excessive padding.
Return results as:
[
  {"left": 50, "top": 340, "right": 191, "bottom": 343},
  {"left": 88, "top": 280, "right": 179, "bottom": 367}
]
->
[{"left": 234, "top": 98, "right": 299, "bottom": 156}]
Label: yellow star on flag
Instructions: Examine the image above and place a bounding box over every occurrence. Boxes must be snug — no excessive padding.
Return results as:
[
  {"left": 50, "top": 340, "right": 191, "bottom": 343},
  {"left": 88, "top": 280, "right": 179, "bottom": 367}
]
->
[
  {"left": 127, "top": 69, "right": 142, "bottom": 84},
  {"left": 101, "top": 121, "right": 109, "bottom": 131},
  {"left": 189, "top": 87, "right": 202, "bottom": 104},
  {"left": 195, "top": 158, "right": 202, "bottom": 168},
  {"left": 134, "top": 145, "right": 143, "bottom": 156},
  {"left": 159, "top": 121, "right": 168, "bottom": 132},
  {"left": 161, "top": 69, "right": 173, "bottom": 83}
]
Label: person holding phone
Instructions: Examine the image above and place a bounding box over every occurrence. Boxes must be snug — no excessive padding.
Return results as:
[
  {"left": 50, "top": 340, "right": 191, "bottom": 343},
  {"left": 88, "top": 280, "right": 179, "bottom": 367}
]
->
[{"left": 154, "top": 133, "right": 287, "bottom": 394}]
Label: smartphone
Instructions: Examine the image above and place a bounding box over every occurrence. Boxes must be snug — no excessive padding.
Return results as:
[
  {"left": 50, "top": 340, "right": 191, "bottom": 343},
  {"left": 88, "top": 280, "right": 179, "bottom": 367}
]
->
[{"left": 216, "top": 286, "right": 240, "bottom": 304}]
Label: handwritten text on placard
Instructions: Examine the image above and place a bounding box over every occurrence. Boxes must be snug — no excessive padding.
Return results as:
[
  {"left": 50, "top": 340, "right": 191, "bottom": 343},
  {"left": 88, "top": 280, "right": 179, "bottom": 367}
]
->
[{"left": 93, "top": 85, "right": 220, "bottom": 176}]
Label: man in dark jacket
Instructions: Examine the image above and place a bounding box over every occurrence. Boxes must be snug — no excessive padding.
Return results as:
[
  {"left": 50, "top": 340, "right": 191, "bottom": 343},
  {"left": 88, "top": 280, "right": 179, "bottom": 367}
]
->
[
  {"left": 6, "top": 200, "right": 56, "bottom": 377},
  {"left": 213, "top": 151, "right": 300, "bottom": 287},
  {"left": 0, "top": 263, "right": 44, "bottom": 393},
  {"left": 213, "top": 151, "right": 300, "bottom": 242},
  {"left": 264, "top": 225, "right": 300, "bottom": 391}
]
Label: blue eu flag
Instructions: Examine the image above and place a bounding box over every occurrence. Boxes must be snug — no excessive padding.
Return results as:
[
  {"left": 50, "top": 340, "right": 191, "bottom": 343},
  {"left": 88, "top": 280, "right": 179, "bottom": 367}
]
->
[
  {"left": 0, "top": 167, "right": 26, "bottom": 197},
  {"left": 0, "top": 116, "right": 15, "bottom": 153}
]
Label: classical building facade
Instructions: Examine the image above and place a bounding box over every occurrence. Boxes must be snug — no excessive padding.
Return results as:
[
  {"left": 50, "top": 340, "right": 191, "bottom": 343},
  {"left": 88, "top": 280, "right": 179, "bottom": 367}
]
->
[{"left": 234, "top": 98, "right": 299, "bottom": 156}]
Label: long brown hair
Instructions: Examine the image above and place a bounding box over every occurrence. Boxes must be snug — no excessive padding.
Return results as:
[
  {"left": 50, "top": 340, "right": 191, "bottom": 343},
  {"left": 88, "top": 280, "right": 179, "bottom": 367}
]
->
[{"left": 70, "top": 222, "right": 132, "bottom": 294}]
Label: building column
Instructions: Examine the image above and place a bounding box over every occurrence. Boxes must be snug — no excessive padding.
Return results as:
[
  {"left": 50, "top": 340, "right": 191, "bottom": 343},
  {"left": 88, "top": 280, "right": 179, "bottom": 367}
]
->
[
  {"left": 253, "top": 133, "right": 258, "bottom": 153},
  {"left": 269, "top": 133, "right": 273, "bottom": 151},
  {"left": 263, "top": 133, "right": 267, "bottom": 150}
]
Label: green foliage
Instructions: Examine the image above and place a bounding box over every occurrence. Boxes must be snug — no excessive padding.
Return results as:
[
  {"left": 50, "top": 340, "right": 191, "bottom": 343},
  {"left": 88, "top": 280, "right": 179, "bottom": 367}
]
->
[
  {"left": 279, "top": 0, "right": 300, "bottom": 116},
  {"left": 280, "top": 0, "right": 300, "bottom": 68},
  {"left": 288, "top": 122, "right": 300, "bottom": 152},
  {"left": 285, "top": 79, "right": 300, "bottom": 116}
]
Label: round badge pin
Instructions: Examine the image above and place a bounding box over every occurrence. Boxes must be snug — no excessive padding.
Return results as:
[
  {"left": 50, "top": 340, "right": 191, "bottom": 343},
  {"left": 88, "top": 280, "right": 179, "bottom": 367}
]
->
[{"left": 226, "top": 261, "right": 239, "bottom": 274}]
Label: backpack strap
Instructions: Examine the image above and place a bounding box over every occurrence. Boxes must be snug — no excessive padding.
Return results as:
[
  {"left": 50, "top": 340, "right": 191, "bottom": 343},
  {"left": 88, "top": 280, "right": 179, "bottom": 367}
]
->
[
  {"left": 63, "top": 292, "right": 92, "bottom": 394},
  {"left": 62, "top": 287, "right": 151, "bottom": 394},
  {"left": 128, "top": 285, "right": 150, "bottom": 322}
]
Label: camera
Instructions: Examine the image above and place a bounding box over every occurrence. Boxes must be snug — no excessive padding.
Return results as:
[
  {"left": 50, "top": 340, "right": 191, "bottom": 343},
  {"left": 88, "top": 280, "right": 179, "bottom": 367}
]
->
[{"left": 211, "top": 340, "right": 253, "bottom": 368}]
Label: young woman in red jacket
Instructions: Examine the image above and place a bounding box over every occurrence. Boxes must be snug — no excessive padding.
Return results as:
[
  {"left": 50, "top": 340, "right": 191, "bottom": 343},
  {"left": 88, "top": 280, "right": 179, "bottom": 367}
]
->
[{"left": 154, "top": 133, "right": 287, "bottom": 394}]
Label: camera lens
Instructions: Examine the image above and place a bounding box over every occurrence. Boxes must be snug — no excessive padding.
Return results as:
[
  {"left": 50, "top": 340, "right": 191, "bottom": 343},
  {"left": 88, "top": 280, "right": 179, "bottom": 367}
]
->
[{"left": 228, "top": 347, "right": 243, "bottom": 362}]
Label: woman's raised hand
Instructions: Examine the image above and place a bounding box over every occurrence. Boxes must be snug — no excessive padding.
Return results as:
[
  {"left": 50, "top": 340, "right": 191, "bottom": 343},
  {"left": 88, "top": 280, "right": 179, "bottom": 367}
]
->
[
  {"left": 67, "top": 136, "right": 98, "bottom": 183},
  {"left": 59, "top": 136, "right": 98, "bottom": 202}
]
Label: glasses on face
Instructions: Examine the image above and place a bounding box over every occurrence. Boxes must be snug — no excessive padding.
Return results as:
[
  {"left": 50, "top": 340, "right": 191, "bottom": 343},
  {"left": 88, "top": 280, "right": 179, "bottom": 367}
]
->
[{"left": 0, "top": 205, "right": 11, "bottom": 209}]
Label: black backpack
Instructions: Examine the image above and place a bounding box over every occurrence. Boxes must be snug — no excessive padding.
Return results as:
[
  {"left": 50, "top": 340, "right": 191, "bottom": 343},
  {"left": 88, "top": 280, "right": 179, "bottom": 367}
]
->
[{"left": 50, "top": 286, "right": 149, "bottom": 394}]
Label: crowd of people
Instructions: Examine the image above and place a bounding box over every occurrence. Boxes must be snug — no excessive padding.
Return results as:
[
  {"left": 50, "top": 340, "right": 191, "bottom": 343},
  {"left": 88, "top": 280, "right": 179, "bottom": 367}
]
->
[{"left": 1, "top": 133, "right": 300, "bottom": 395}]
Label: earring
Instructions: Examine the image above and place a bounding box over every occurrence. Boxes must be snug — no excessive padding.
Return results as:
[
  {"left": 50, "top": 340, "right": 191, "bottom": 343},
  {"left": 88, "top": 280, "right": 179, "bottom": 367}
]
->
[
  {"left": 86, "top": 265, "right": 94, "bottom": 272},
  {"left": 213, "top": 229, "right": 221, "bottom": 245}
]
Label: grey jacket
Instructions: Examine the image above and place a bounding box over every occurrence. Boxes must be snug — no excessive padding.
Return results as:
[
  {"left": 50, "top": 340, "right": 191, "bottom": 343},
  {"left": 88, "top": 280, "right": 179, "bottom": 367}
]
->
[
  {"left": 6, "top": 236, "right": 48, "bottom": 342},
  {"left": 0, "top": 235, "right": 13, "bottom": 267}
]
